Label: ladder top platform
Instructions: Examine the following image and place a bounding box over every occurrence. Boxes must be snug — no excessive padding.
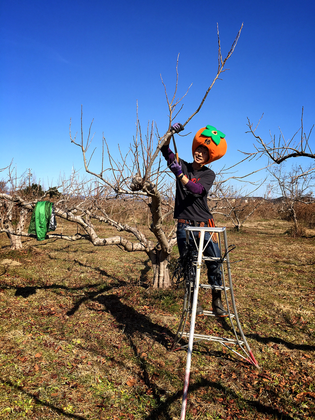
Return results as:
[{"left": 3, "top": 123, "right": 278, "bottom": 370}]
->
[{"left": 184, "top": 226, "right": 226, "bottom": 233}]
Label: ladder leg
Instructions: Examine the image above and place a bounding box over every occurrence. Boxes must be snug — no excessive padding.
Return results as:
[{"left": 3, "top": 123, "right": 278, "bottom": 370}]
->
[
  {"left": 172, "top": 236, "right": 197, "bottom": 349},
  {"left": 222, "top": 229, "right": 259, "bottom": 367},
  {"left": 180, "top": 230, "right": 205, "bottom": 420},
  {"left": 172, "top": 279, "right": 192, "bottom": 349}
]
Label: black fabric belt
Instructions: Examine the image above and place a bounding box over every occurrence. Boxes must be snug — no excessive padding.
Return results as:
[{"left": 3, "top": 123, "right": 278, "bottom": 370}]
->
[{"left": 178, "top": 219, "right": 208, "bottom": 226}]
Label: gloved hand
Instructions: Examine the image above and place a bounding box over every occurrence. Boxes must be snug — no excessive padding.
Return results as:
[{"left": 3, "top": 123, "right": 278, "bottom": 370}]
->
[
  {"left": 169, "top": 158, "right": 183, "bottom": 177},
  {"left": 171, "top": 123, "right": 184, "bottom": 133}
]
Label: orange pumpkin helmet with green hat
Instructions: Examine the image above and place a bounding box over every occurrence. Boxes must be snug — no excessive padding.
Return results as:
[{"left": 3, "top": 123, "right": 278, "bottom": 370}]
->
[{"left": 192, "top": 125, "right": 227, "bottom": 164}]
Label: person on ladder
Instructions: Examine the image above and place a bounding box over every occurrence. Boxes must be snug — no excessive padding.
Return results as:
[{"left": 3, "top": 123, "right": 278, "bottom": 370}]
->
[{"left": 162, "top": 123, "right": 228, "bottom": 316}]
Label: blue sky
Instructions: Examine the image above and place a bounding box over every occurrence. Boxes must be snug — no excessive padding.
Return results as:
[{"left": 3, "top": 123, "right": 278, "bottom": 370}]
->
[{"left": 1, "top": 0, "right": 314, "bottom": 195}]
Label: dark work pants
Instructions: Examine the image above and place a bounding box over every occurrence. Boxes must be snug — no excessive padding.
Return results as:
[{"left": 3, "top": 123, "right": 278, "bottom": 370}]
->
[{"left": 176, "top": 221, "right": 222, "bottom": 287}]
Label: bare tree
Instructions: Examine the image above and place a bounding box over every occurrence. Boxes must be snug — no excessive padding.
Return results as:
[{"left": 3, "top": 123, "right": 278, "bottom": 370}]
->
[
  {"left": 68, "top": 24, "right": 243, "bottom": 288},
  {"left": 209, "top": 175, "right": 266, "bottom": 231},
  {"left": 268, "top": 164, "right": 314, "bottom": 236},
  {"left": 0, "top": 163, "right": 32, "bottom": 250},
  {"left": 245, "top": 108, "right": 314, "bottom": 166},
  {"left": 0, "top": 200, "right": 28, "bottom": 250},
  {"left": 0, "top": 24, "right": 243, "bottom": 288}
]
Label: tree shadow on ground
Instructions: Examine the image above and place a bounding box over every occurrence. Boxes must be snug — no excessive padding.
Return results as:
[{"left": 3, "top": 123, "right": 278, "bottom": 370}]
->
[
  {"left": 144, "top": 377, "right": 295, "bottom": 420},
  {"left": 125, "top": 334, "right": 172, "bottom": 417},
  {"left": 1, "top": 378, "right": 87, "bottom": 419},
  {"left": 210, "top": 308, "right": 315, "bottom": 352},
  {"left": 95, "top": 294, "right": 175, "bottom": 349},
  {"left": 11, "top": 276, "right": 128, "bottom": 315},
  {"left": 0, "top": 265, "right": 7, "bottom": 276},
  {"left": 10, "top": 278, "right": 110, "bottom": 295},
  {"left": 1, "top": 252, "right": 130, "bottom": 312},
  {"left": 247, "top": 333, "right": 315, "bottom": 351},
  {"left": 11, "top": 281, "right": 116, "bottom": 308}
]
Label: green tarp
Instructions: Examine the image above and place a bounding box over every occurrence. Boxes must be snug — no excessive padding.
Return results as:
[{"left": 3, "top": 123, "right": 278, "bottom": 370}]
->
[{"left": 28, "top": 201, "right": 53, "bottom": 241}]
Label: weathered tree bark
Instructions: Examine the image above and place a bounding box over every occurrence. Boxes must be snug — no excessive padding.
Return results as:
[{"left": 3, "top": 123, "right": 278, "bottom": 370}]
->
[
  {"left": 7, "top": 232, "right": 23, "bottom": 250},
  {"left": 10, "top": 208, "right": 28, "bottom": 249},
  {"left": 149, "top": 247, "right": 172, "bottom": 289},
  {"left": 289, "top": 202, "right": 299, "bottom": 235},
  {"left": 1, "top": 201, "right": 29, "bottom": 250}
]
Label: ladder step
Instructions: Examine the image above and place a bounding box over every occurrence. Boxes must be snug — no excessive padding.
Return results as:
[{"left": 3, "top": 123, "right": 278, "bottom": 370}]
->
[
  {"left": 202, "top": 310, "right": 235, "bottom": 318},
  {"left": 193, "top": 257, "right": 226, "bottom": 263},
  {"left": 182, "top": 332, "right": 244, "bottom": 345},
  {"left": 202, "top": 256, "right": 226, "bottom": 262},
  {"left": 199, "top": 284, "right": 230, "bottom": 291}
]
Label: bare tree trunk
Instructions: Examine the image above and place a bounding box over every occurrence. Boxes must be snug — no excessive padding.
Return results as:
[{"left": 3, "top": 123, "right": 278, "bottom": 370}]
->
[
  {"left": 149, "top": 248, "right": 172, "bottom": 289},
  {"left": 7, "top": 233, "right": 23, "bottom": 250},
  {"left": 3, "top": 203, "right": 28, "bottom": 250},
  {"left": 14, "top": 208, "right": 28, "bottom": 249},
  {"left": 290, "top": 203, "right": 299, "bottom": 235}
]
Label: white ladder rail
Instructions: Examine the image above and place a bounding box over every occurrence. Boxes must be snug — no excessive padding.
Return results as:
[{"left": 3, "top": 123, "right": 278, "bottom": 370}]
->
[{"left": 179, "top": 226, "right": 258, "bottom": 420}]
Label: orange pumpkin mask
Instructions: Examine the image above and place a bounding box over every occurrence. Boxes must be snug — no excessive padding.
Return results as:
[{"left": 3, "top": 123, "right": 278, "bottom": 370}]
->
[{"left": 192, "top": 125, "right": 227, "bottom": 164}]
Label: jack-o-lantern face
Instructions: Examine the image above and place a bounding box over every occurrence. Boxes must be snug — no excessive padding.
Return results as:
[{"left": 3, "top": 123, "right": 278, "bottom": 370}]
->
[{"left": 192, "top": 125, "right": 227, "bottom": 164}]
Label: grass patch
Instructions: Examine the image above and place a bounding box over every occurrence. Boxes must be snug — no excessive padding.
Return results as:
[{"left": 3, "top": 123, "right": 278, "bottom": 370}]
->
[{"left": 0, "top": 218, "right": 314, "bottom": 419}]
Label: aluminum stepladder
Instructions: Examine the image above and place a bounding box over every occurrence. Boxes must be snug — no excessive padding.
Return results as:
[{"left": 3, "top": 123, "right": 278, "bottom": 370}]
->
[{"left": 175, "top": 226, "right": 259, "bottom": 420}]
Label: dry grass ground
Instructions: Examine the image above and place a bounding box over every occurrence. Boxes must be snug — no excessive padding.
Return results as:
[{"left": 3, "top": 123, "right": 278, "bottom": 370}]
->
[{"left": 0, "top": 218, "right": 314, "bottom": 419}]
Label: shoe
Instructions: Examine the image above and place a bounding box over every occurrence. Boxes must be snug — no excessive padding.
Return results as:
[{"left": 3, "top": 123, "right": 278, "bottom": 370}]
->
[{"left": 212, "top": 290, "right": 228, "bottom": 317}]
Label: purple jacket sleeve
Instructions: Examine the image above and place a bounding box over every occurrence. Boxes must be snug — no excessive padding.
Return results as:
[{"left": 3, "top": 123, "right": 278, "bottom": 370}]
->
[
  {"left": 161, "top": 145, "right": 206, "bottom": 195},
  {"left": 185, "top": 180, "right": 205, "bottom": 195},
  {"left": 161, "top": 145, "right": 176, "bottom": 166}
]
